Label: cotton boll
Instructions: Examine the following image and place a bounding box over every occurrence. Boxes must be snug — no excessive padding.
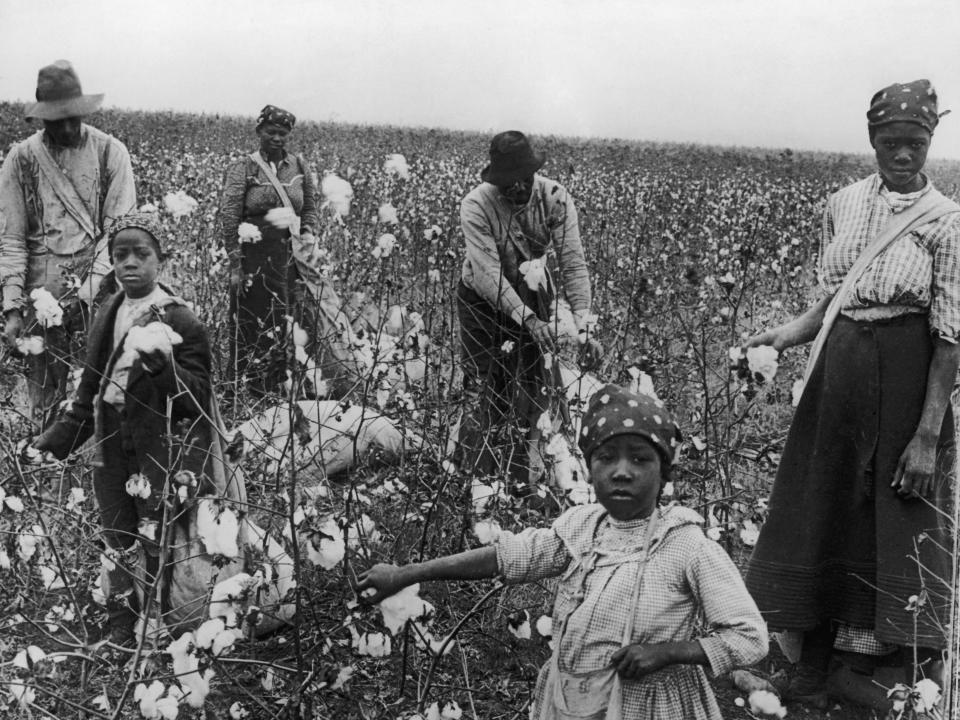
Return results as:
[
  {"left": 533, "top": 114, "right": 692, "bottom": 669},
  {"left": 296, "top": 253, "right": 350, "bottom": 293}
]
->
[
  {"left": 125, "top": 321, "right": 183, "bottom": 357},
  {"left": 748, "top": 689, "right": 787, "bottom": 718},
  {"left": 745, "top": 345, "right": 778, "bottom": 383},
  {"left": 626, "top": 366, "right": 659, "bottom": 400},
  {"left": 473, "top": 519, "right": 502, "bottom": 545},
  {"left": 372, "top": 233, "right": 397, "bottom": 258},
  {"left": 535, "top": 615, "right": 553, "bottom": 638},
  {"left": 377, "top": 203, "right": 399, "bottom": 225},
  {"left": 14, "top": 335, "right": 45, "bottom": 355},
  {"left": 355, "top": 631, "right": 392, "bottom": 657},
  {"left": 507, "top": 610, "right": 531, "bottom": 640},
  {"left": 196, "top": 498, "right": 241, "bottom": 558},
  {"left": 265, "top": 207, "right": 297, "bottom": 230},
  {"left": 237, "top": 222, "right": 262, "bottom": 244},
  {"left": 307, "top": 517, "right": 345, "bottom": 570},
  {"left": 518, "top": 257, "right": 547, "bottom": 291},
  {"left": 378, "top": 584, "right": 434, "bottom": 635},
  {"left": 126, "top": 473, "right": 152, "bottom": 499},
  {"left": 30, "top": 287, "right": 63, "bottom": 327},
  {"left": 383, "top": 154, "right": 410, "bottom": 180},
  {"left": 739, "top": 520, "right": 760, "bottom": 547},
  {"left": 321, "top": 174, "right": 353, "bottom": 216},
  {"left": 913, "top": 678, "right": 942, "bottom": 713},
  {"left": 440, "top": 701, "right": 463, "bottom": 719},
  {"left": 194, "top": 618, "right": 225, "bottom": 650},
  {"left": 163, "top": 189, "right": 199, "bottom": 219}
]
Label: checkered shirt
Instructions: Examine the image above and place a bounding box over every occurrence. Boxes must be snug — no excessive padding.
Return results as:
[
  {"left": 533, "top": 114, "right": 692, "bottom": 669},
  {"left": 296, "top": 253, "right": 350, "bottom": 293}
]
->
[
  {"left": 496, "top": 504, "right": 768, "bottom": 719},
  {"left": 818, "top": 174, "right": 960, "bottom": 340}
]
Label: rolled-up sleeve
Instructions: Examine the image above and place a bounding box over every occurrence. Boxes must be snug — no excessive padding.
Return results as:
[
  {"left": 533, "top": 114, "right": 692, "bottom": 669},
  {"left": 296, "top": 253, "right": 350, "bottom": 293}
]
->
[
  {"left": 929, "top": 214, "right": 960, "bottom": 342},
  {"left": 495, "top": 524, "right": 571, "bottom": 584},
  {"left": 0, "top": 148, "right": 29, "bottom": 312},
  {"left": 687, "top": 536, "right": 768, "bottom": 676}
]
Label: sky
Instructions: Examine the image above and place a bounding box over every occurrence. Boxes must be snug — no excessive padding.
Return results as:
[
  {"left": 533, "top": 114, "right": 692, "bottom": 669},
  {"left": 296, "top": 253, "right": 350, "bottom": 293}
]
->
[{"left": 2, "top": 0, "right": 960, "bottom": 158}]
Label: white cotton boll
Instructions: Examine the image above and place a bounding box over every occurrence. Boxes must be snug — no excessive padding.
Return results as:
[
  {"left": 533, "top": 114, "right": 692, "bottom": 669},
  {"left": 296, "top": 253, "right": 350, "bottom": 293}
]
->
[
  {"left": 424, "top": 702, "right": 442, "bottom": 720},
  {"left": 748, "top": 689, "right": 787, "bottom": 718},
  {"left": 706, "top": 527, "right": 723, "bottom": 542},
  {"left": 378, "top": 584, "right": 434, "bottom": 635},
  {"left": 321, "top": 173, "right": 354, "bottom": 217},
  {"left": 377, "top": 203, "right": 399, "bottom": 225},
  {"left": 196, "top": 499, "right": 240, "bottom": 558},
  {"left": 473, "top": 519, "right": 502, "bottom": 545},
  {"left": 384, "top": 305, "right": 405, "bottom": 335},
  {"left": 126, "top": 473, "right": 152, "bottom": 499},
  {"left": 728, "top": 345, "right": 745, "bottom": 363},
  {"left": 372, "top": 233, "right": 397, "bottom": 258},
  {"left": 212, "top": 629, "right": 240, "bottom": 657},
  {"left": 139, "top": 202, "right": 159, "bottom": 214},
  {"left": 913, "top": 678, "right": 942, "bottom": 713},
  {"left": 30, "top": 287, "right": 64, "bottom": 327},
  {"left": 125, "top": 322, "right": 183, "bottom": 357},
  {"left": 551, "top": 300, "right": 579, "bottom": 342},
  {"left": 0, "top": 549, "right": 10, "bottom": 569},
  {"left": 501, "top": 340, "right": 515, "bottom": 353},
  {"left": 66, "top": 487, "right": 86, "bottom": 512},
  {"left": 739, "top": 520, "right": 760, "bottom": 547},
  {"left": 17, "top": 526, "right": 42, "bottom": 561},
  {"left": 383, "top": 154, "right": 410, "bottom": 180},
  {"left": 237, "top": 222, "right": 262, "bottom": 244},
  {"left": 356, "top": 631, "right": 392, "bottom": 657},
  {"left": 535, "top": 615, "right": 553, "bottom": 638},
  {"left": 13, "top": 645, "right": 47, "bottom": 669},
  {"left": 441, "top": 701, "right": 463, "bottom": 719},
  {"left": 209, "top": 573, "right": 257, "bottom": 627},
  {"left": 265, "top": 206, "right": 297, "bottom": 230},
  {"left": 691, "top": 436, "right": 707, "bottom": 452},
  {"left": 471, "top": 479, "right": 506, "bottom": 516},
  {"left": 3, "top": 494, "right": 25, "bottom": 513},
  {"left": 39, "top": 565, "right": 66, "bottom": 590},
  {"left": 508, "top": 610, "right": 531, "bottom": 640},
  {"left": 626, "top": 366, "right": 659, "bottom": 400},
  {"left": 163, "top": 189, "right": 199, "bottom": 219},
  {"left": 138, "top": 519, "right": 158, "bottom": 542},
  {"left": 536, "top": 411, "right": 554, "bottom": 435},
  {"left": 14, "top": 335, "right": 45, "bottom": 355},
  {"left": 307, "top": 517, "right": 345, "bottom": 570},
  {"left": 194, "top": 618, "right": 225, "bottom": 650},
  {"left": 518, "top": 257, "right": 547, "bottom": 291},
  {"left": 9, "top": 680, "right": 35, "bottom": 708},
  {"left": 543, "top": 433, "right": 570, "bottom": 459},
  {"left": 746, "top": 345, "right": 779, "bottom": 383},
  {"left": 290, "top": 321, "right": 309, "bottom": 347}
]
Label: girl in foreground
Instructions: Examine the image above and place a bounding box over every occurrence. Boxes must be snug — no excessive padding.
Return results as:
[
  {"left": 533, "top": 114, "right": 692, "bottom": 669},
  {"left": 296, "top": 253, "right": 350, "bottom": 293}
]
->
[{"left": 358, "top": 385, "right": 767, "bottom": 719}]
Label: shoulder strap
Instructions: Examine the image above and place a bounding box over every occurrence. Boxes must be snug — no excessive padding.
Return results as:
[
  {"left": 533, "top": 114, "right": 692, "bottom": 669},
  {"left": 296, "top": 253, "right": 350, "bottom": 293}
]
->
[
  {"left": 803, "top": 190, "right": 960, "bottom": 385},
  {"left": 29, "top": 133, "right": 99, "bottom": 240},
  {"left": 249, "top": 151, "right": 294, "bottom": 210}
]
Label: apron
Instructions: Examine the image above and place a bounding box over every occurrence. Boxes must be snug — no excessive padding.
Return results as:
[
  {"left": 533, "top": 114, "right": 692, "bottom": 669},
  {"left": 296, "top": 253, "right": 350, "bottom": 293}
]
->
[{"left": 539, "top": 511, "right": 660, "bottom": 719}]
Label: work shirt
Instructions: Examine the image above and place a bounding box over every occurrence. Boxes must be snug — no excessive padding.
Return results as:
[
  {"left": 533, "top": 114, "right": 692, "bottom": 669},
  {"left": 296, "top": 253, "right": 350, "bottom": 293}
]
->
[{"left": 0, "top": 124, "right": 136, "bottom": 311}]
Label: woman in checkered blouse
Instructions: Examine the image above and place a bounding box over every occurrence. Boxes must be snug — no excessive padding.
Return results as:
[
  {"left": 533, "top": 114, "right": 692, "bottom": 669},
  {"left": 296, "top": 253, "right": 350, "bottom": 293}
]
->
[
  {"left": 358, "top": 384, "right": 768, "bottom": 719},
  {"left": 744, "top": 80, "right": 960, "bottom": 707}
]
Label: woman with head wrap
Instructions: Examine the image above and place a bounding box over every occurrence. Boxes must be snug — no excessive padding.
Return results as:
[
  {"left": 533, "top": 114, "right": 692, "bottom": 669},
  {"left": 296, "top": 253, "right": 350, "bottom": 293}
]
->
[
  {"left": 743, "top": 80, "right": 959, "bottom": 709},
  {"left": 219, "top": 104, "right": 320, "bottom": 397}
]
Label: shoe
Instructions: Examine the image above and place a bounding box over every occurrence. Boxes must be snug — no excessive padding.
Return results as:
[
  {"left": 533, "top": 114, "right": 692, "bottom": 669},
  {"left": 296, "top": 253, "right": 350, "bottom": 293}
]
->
[{"left": 783, "top": 663, "right": 829, "bottom": 710}]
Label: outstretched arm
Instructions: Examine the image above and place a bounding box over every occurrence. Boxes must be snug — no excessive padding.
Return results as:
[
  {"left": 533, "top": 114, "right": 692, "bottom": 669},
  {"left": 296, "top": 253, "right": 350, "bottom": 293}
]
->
[
  {"left": 744, "top": 294, "right": 832, "bottom": 352},
  {"left": 356, "top": 547, "right": 498, "bottom": 604}
]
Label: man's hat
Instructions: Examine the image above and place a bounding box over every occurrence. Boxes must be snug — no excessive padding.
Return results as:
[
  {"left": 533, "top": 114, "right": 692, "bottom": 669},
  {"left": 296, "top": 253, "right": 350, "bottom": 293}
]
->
[
  {"left": 480, "top": 131, "right": 546, "bottom": 186},
  {"left": 24, "top": 60, "right": 104, "bottom": 121}
]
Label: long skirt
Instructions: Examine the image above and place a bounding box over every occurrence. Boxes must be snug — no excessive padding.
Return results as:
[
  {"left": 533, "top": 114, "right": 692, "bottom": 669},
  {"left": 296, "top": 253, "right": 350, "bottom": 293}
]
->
[
  {"left": 229, "top": 216, "right": 294, "bottom": 395},
  {"left": 745, "top": 313, "right": 955, "bottom": 649}
]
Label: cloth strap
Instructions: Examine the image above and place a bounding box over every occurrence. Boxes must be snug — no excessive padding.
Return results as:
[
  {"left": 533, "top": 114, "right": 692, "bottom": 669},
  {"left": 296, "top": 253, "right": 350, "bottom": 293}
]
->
[
  {"left": 30, "top": 133, "right": 99, "bottom": 241},
  {"left": 803, "top": 189, "right": 960, "bottom": 387}
]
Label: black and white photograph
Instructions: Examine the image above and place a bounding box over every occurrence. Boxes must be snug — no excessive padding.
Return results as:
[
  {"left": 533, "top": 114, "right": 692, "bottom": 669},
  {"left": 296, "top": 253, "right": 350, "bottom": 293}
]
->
[{"left": 0, "top": 1, "right": 957, "bottom": 718}]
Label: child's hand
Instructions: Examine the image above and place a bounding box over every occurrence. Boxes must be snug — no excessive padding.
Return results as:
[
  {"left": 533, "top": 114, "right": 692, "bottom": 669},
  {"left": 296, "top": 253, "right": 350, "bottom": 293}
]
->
[
  {"left": 610, "top": 643, "right": 675, "bottom": 679},
  {"left": 355, "top": 563, "right": 410, "bottom": 604},
  {"left": 139, "top": 347, "right": 170, "bottom": 375}
]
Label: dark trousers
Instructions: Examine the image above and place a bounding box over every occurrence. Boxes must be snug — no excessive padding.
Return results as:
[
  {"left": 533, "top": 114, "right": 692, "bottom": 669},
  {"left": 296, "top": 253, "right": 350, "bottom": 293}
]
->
[{"left": 456, "top": 281, "right": 548, "bottom": 482}]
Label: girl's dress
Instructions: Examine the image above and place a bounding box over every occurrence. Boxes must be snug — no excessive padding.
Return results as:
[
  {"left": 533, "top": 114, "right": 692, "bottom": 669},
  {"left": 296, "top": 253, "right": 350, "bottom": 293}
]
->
[
  {"left": 496, "top": 503, "right": 768, "bottom": 720},
  {"left": 219, "top": 152, "right": 319, "bottom": 394},
  {"left": 745, "top": 175, "right": 960, "bottom": 650}
]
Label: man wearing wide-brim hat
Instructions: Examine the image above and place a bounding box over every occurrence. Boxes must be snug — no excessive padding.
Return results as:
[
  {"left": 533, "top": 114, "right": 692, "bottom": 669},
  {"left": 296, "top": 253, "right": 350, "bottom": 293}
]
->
[
  {"left": 456, "top": 130, "right": 601, "bottom": 485},
  {"left": 0, "top": 60, "right": 136, "bottom": 426}
]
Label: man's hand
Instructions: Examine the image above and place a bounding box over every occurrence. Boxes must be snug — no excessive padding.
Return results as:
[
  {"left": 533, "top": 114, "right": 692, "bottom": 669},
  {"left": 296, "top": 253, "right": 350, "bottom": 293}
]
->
[
  {"left": 524, "top": 317, "right": 556, "bottom": 352},
  {"left": 3, "top": 310, "right": 24, "bottom": 346}
]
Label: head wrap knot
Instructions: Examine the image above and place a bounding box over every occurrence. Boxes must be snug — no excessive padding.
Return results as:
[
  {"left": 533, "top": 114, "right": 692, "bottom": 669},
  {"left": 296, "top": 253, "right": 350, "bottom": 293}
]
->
[
  {"left": 257, "top": 104, "right": 296, "bottom": 131},
  {"left": 867, "top": 79, "right": 946, "bottom": 133},
  {"left": 578, "top": 384, "right": 682, "bottom": 466}
]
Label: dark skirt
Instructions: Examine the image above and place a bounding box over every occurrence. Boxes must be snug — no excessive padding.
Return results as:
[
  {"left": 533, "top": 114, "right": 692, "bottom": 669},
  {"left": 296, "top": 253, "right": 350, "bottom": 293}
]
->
[
  {"left": 229, "top": 215, "right": 295, "bottom": 394},
  {"left": 745, "top": 313, "right": 955, "bottom": 649}
]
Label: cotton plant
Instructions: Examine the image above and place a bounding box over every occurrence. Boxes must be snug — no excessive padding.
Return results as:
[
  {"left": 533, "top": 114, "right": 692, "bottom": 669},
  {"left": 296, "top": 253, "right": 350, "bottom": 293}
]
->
[
  {"left": 166, "top": 632, "right": 216, "bottom": 708},
  {"left": 729, "top": 344, "right": 779, "bottom": 384},
  {"left": 376, "top": 584, "right": 434, "bottom": 635},
  {"left": 372, "top": 232, "right": 398, "bottom": 258},
  {"left": 321, "top": 173, "right": 353, "bottom": 217},
  {"left": 133, "top": 680, "right": 183, "bottom": 719}
]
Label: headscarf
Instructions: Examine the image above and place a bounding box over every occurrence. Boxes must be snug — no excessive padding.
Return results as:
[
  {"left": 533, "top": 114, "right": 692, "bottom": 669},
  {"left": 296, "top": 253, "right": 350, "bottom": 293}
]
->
[
  {"left": 578, "top": 384, "right": 682, "bottom": 466},
  {"left": 107, "top": 210, "right": 166, "bottom": 253},
  {"left": 867, "top": 80, "right": 944, "bottom": 133},
  {"left": 256, "top": 104, "right": 296, "bottom": 131}
]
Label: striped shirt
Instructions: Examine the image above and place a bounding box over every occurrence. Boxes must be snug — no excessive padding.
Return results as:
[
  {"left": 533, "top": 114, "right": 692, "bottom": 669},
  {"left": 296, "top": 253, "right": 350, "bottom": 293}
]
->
[
  {"left": 818, "top": 174, "right": 960, "bottom": 340},
  {"left": 496, "top": 504, "right": 768, "bottom": 719}
]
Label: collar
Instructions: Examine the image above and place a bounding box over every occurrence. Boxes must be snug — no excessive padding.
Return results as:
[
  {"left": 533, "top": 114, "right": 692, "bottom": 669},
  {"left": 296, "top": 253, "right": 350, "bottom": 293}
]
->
[
  {"left": 873, "top": 172, "right": 933, "bottom": 214},
  {"left": 258, "top": 150, "right": 292, "bottom": 168}
]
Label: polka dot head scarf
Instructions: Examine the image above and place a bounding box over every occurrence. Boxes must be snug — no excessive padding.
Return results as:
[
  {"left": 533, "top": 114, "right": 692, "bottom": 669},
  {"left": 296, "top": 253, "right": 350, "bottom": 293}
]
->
[{"left": 867, "top": 80, "right": 944, "bottom": 133}]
